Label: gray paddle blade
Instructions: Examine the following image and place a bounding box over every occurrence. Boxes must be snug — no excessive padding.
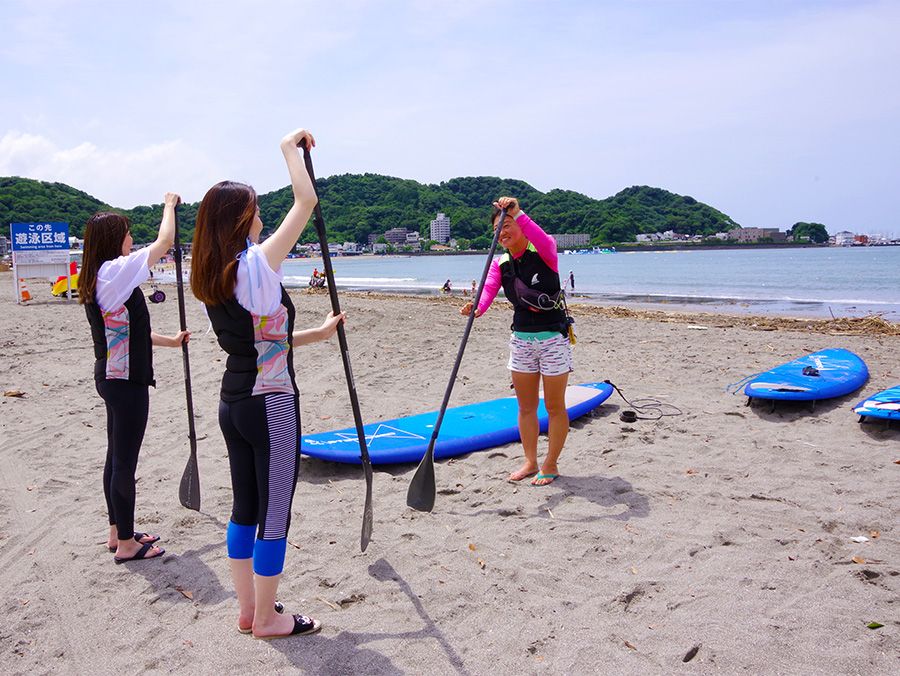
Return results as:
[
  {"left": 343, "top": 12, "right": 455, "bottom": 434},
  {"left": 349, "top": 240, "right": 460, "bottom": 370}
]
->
[
  {"left": 361, "top": 462, "right": 374, "bottom": 550},
  {"left": 178, "top": 453, "right": 200, "bottom": 511},
  {"left": 406, "top": 447, "right": 436, "bottom": 512}
]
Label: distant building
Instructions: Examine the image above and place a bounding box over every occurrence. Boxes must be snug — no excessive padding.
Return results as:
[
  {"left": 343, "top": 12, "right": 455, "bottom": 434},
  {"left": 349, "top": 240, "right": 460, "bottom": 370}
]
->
[
  {"left": 430, "top": 213, "right": 451, "bottom": 243},
  {"left": 404, "top": 232, "right": 421, "bottom": 251},
  {"left": 550, "top": 233, "right": 590, "bottom": 249},
  {"left": 383, "top": 227, "right": 410, "bottom": 245},
  {"left": 635, "top": 230, "right": 677, "bottom": 242},
  {"left": 833, "top": 231, "right": 855, "bottom": 246},
  {"left": 727, "top": 227, "right": 786, "bottom": 243},
  {"left": 0, "top": 235, "right": 8, "bottom": 256}
]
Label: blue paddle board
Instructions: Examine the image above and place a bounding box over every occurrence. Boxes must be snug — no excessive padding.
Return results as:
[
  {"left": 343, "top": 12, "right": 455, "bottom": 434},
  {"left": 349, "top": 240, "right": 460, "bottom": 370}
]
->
[
  {"left": 301, "top": 382, "right": 614, "bottom": 464},
  {"left": 744, "top": 348, "right": 868, "bottom": 402},
  {"left": 853, "top": 385, "right": 900, "bottom": 421}
]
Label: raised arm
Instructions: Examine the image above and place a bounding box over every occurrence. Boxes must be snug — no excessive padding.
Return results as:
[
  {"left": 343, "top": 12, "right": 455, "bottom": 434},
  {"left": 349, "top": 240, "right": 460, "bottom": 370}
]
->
[
  {"left": 494, "top": 196, "right": 558, "bottom": 272},
  {"left": 146, "top": 192, "right": 180, "bottom": 266},
  {"left": 516, "top": 212, "right": 559, "bottom": 272},
  {"left": 260, "top": 128, "right": 318, "bottom": 270}
]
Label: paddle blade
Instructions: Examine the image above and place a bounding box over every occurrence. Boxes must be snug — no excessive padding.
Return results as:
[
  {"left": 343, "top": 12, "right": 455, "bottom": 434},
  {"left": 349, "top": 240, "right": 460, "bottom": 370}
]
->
[
  {"left": 361, "top": 461, "right": 374, "bottom": 551},
  {"left": 406, "top": 446, "right": 436, "bottom": 512},
  {"left": 178, "top": 451, "right": 200, "bottom": 511}
]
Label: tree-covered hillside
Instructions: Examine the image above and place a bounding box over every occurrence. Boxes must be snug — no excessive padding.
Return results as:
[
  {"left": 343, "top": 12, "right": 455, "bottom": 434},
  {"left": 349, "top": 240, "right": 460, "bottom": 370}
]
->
[{"left": 2, "top": 175, "right": 742, "bottom": 247}]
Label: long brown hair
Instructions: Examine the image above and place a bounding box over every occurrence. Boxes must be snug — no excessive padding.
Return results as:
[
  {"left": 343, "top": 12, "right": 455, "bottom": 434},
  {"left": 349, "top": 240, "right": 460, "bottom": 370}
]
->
[
  {"left": 79, "top": 212, "right": 130, "bottom": 304},
  {"left": 190, "top": 181, "right": 258, "bottom": 305}
]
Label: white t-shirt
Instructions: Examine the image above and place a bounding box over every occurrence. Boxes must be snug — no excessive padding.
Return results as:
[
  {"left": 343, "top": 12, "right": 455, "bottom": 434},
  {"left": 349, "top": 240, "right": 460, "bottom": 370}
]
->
[
  {"left": 235, "top": 244, "right": 284, "bottom": 315},
  {"left": 96, "top": 248, "right": 151, "bottom": 312}
]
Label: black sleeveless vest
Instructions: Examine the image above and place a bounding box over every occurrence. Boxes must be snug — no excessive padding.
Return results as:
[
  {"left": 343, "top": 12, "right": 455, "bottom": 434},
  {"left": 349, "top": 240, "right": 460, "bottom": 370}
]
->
[
  {"left": 85, "top": 287, "right": 155, "bottom": 386},
  {"left": 499, "top": 244, "right": 567, "bottom": 333},
  {"left": 206, "top": 286, "right": 298, "bottom": 403}
]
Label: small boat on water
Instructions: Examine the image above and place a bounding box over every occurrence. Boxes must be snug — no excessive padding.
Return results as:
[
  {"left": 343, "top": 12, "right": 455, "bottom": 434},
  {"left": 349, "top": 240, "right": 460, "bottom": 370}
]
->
[{"left": 563, "top": 247, "right": 617, "bottom": 255}]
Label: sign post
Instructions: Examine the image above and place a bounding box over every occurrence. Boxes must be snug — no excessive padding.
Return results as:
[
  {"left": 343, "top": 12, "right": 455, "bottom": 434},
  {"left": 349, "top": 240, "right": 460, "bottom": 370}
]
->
[{"left": 9, "top": 222, "right": 71, "bottom": 304}]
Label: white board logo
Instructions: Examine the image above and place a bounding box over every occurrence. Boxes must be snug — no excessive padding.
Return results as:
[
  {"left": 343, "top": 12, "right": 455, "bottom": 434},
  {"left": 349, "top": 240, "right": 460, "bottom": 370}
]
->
[{"left": 306, "top": 424, "right": 426, "bottom": 447}]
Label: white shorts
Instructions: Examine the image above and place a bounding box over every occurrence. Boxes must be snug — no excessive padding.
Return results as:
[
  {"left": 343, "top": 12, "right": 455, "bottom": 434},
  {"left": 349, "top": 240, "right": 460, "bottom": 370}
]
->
[{"left": 507, "top": 332, "right": 573, "bottom": 376}]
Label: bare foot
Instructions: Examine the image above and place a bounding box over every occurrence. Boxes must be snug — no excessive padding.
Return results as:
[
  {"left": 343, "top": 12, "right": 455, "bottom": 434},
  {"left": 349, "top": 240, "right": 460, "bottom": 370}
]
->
[
  {"left": 238, "top": 610, "right": 255, "bottom": 634},
  {"left": 508, "top": 463, "right": 539, "bottom": 482}
]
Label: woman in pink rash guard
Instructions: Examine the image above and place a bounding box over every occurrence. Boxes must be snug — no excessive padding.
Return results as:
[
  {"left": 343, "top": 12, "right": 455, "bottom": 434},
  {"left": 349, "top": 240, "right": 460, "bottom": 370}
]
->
[{"left": 460, "top": 196, "right": 573, "bottom": 486}]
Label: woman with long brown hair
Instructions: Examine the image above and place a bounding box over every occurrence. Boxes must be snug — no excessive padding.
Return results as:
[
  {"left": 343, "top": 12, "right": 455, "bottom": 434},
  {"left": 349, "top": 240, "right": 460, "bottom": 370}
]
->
[
  {"left": 80, "top": 193, "right": 190, "bottom": 563},
  {"left": 191, "top": 128, "right": 342, "bottom": 639}
]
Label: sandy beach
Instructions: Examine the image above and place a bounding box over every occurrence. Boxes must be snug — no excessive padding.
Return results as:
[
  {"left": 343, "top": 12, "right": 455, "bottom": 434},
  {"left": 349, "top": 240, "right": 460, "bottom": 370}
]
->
[{"left": 1, "top": 272, "right": 897, "bottom": 674}]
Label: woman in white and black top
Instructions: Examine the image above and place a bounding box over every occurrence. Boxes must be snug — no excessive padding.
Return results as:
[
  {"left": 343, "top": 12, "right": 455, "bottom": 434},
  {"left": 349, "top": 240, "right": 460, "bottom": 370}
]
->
[
  {"left": 80, "top": 193, "right": 190, "bottom": 563},
  {"left": 191, "top": 129, "right": 343, "bottom": 639}
]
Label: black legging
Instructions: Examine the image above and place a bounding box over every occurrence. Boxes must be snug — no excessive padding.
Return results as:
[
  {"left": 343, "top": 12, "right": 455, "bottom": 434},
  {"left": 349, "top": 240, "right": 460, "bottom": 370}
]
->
[
  {"left": 97, "top": 379, "right": 149, "bottom": 541},
  {"left": 219, "top": 392, "right": 301, "bottom": 540}
]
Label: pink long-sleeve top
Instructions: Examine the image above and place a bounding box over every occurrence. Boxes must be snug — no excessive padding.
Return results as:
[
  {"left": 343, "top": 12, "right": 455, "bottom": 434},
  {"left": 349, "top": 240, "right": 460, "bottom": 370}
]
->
[{"left": 476, "top": 211, "right": 558, "bottom": 316}]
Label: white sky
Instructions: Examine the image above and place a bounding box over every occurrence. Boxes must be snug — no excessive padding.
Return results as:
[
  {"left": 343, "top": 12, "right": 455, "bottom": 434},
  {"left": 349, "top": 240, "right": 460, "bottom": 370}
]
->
[{"left": 1, "top": 0, "right": 898, "bottom": 235}]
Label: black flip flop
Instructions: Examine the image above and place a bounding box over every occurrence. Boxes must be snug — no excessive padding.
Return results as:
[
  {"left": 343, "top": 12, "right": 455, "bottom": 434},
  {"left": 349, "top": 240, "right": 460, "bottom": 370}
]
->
[
  {"left": 255, "top": 614, "right": 322, "bottom": 640},
  {"left": 108, "top": 532, "right": 161, "bottom": 553},
  {"left": 113, "top": 542, "right": 165, "bottom": 564}
]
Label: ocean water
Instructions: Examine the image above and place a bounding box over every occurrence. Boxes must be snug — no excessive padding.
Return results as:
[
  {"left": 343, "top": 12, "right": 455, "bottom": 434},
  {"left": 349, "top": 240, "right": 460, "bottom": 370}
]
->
[{"left": 278, "top": 246, "right": 899, "bottom": 319}]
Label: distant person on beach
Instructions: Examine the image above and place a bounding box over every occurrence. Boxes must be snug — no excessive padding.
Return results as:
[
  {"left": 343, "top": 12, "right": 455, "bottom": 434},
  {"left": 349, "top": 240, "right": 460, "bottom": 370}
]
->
[
  {"left": 568, "top": 270, "right": 575, "bottom": 293},
  {"left": 79, "top": 193, "right": 190, "bottom": 564},
  {"left": 191, "top": 128, "right": 343, "bottom": 640},
  {"left": 471, "top": 279, "right": 477, "bottom": 297},
  {"left": 442, "top": 279, "right": 452, "bottom": 294},
  {"left": 460, "top": 196, "right": 572, "bottom": 486}
]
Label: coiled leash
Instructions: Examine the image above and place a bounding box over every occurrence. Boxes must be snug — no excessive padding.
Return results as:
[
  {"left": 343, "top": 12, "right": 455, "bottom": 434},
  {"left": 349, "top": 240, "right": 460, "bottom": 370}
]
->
[{"left": 602, "top": 379, "right": 683, "bottom": 421}]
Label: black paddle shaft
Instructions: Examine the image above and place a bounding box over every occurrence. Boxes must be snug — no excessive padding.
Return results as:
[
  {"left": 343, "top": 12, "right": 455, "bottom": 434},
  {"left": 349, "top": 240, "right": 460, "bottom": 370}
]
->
[
  {"left": 406, "top": 208, "right": 506, "bottom": 512},
  {"left": 300, "top": 141, "right": 374, "bottom": 552},
  {"left": 173, "top": 204, "right": 201, "bottom": 511}
]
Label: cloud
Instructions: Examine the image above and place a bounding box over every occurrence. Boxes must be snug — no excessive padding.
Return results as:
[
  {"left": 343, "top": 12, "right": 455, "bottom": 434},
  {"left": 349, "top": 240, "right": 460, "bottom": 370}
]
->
[{"left": 0, "top": 131, "right": 222, "bottom": 207}]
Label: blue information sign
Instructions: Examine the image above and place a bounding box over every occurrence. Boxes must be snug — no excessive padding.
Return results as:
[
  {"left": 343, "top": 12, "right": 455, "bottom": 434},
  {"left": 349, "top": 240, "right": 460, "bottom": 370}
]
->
[{"left": 10, "top": 222, "right": 70, "bottom": 251}]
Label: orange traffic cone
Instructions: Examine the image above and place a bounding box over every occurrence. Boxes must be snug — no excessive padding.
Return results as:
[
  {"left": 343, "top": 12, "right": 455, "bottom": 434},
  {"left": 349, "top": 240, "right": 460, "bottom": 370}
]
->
[{"left": 19, "top": 278, "right": 31, "bottom": 302}]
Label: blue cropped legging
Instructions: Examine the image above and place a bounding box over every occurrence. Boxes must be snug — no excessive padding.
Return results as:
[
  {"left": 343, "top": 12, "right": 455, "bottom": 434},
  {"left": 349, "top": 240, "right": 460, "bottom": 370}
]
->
[{"left": 219, "top": 392, "right": 300, "bottom": 576}]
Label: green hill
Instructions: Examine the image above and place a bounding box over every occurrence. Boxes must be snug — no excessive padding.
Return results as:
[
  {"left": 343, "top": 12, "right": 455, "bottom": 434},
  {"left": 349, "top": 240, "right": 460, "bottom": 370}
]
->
[{"left": 2, "top": 175, "right": 740, "bottom": 247}]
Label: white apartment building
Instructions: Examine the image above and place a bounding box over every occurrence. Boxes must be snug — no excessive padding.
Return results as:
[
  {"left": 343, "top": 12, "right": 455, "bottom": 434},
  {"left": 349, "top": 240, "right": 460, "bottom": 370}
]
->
[
  {"left": 833, "top": 231, "right": 855, "bottom": 246},
  {"left": 430, "top": 213, "right": 451, "bottom": 243}
]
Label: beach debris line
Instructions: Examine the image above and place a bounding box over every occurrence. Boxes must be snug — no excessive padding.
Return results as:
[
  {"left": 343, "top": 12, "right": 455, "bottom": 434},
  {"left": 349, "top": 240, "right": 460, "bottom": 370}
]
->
[{"left": 572, "top": 305, "right": 900, "bottom": 336}]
